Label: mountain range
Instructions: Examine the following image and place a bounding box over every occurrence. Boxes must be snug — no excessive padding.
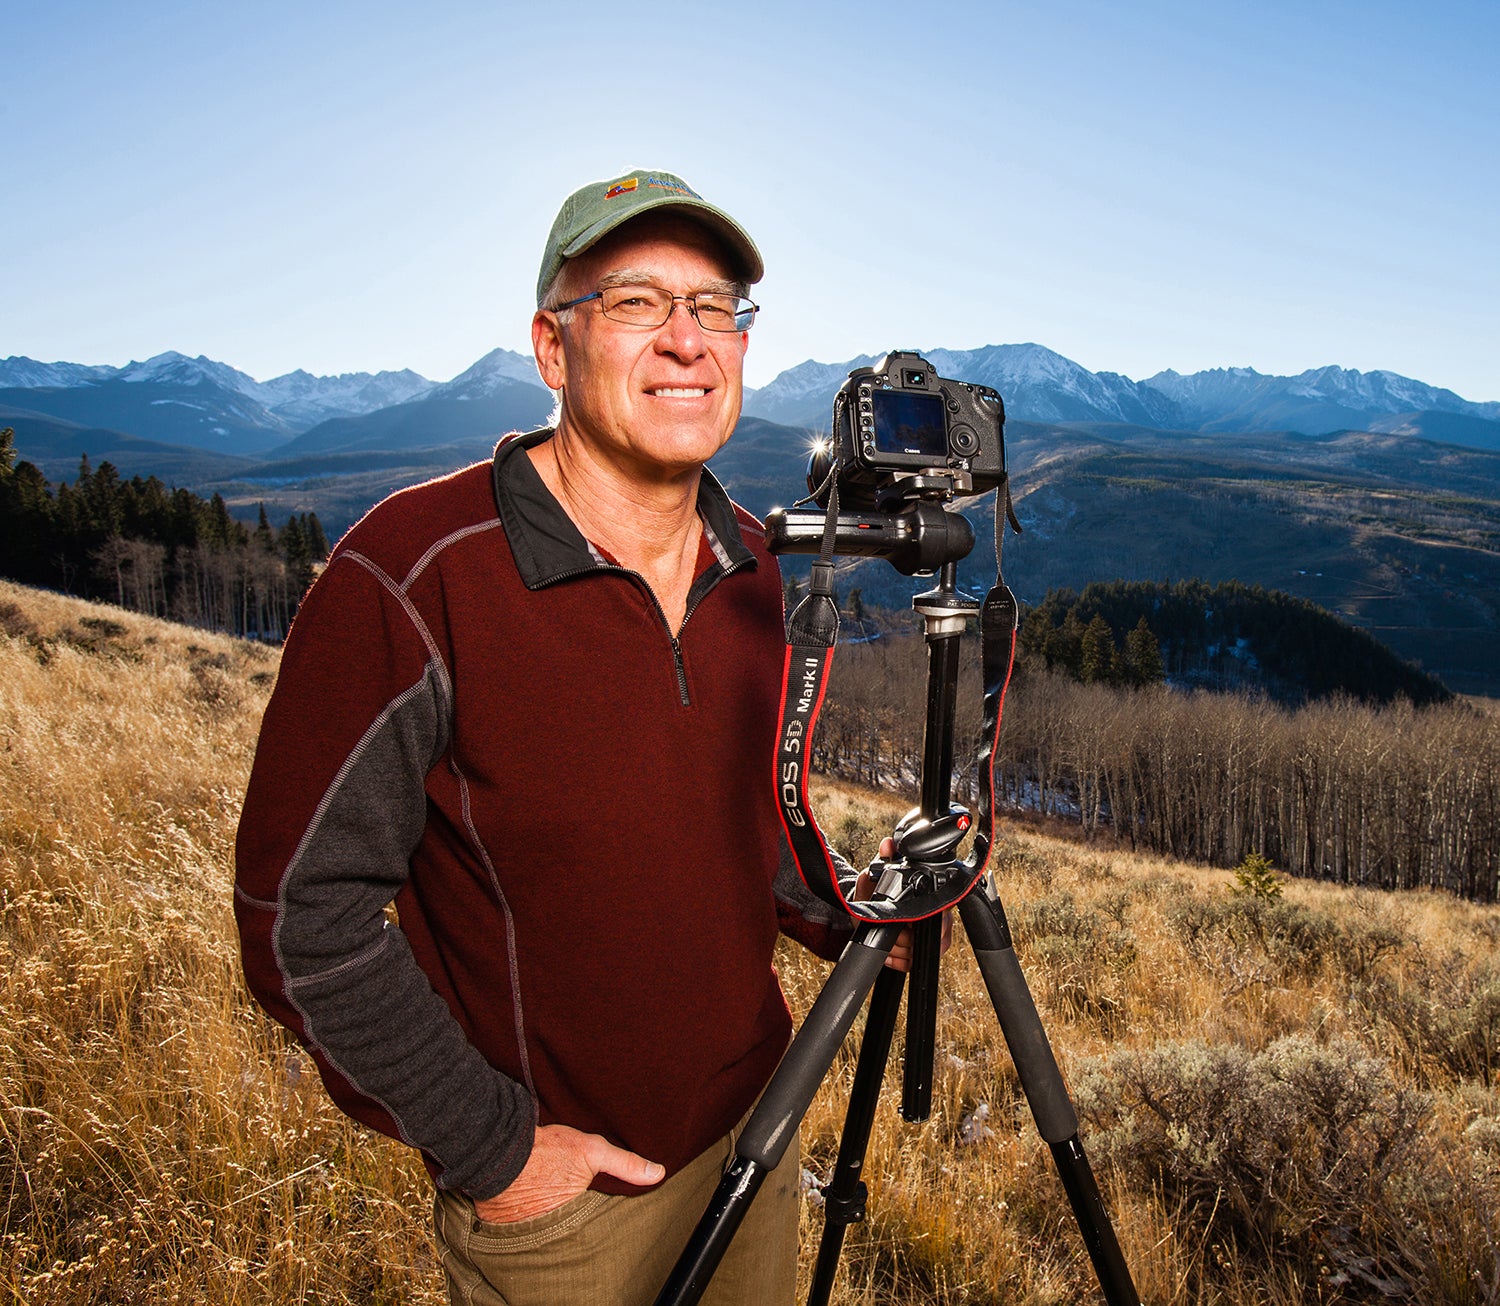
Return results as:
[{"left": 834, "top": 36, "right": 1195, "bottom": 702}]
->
[
  {"left": 0, "top": 351, "right": 435, "bottom": 446},
  {"left": 3, "top": 343, "right": 1498, "bottom": 695},
  {"left": 4, "top": 344, "right": 1497, "bottom": 466}
]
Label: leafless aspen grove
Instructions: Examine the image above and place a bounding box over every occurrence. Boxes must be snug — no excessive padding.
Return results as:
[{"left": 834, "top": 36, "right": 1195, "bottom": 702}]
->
[{"left": 819, "top": 637, "right": 1499, "bottom": 903}]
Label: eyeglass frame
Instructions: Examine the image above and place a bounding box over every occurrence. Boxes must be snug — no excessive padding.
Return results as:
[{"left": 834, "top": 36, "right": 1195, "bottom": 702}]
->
[{"left": 549, "top": 284, "right": 760, "bottom": 332}]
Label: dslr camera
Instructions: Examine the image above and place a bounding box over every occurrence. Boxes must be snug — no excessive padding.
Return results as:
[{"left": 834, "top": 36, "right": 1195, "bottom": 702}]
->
[{"left": 809, "top": 350, "right": 1006, "bottom": 512}]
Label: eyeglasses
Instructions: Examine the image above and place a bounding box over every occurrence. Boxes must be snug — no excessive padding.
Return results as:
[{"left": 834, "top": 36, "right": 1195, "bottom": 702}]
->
[{"left": 552, "top": 284, "right": 759, "bottom": 332}]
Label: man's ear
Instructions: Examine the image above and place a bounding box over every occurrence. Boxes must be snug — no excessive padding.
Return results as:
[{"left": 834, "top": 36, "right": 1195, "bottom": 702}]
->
[{"left": 532, "top": 311, "right": 567, "bottom": 392}]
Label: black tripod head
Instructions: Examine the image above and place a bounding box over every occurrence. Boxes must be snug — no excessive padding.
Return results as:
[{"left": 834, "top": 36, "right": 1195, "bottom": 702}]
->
[
  {"left": 870, "top": 805, "right": 973, "bottom": 894},
  {"left": 766, "top": 500, "right": 974, "bottom": 576}
]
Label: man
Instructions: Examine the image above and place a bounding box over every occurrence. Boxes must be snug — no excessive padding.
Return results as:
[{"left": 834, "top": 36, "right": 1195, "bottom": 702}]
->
[{"left": 235, "top": 168, "right": 889, "bottom": 1305}]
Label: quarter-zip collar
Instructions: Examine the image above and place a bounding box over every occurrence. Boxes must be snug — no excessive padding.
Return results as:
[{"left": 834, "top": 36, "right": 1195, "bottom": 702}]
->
[{"left": 490, "top": 427, "right": 758, "bottom": 591}]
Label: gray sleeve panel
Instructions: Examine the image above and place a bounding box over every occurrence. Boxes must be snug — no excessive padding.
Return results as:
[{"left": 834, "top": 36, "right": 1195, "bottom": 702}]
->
[
  {"left": 273, "top": 661, "right": 534, "bottom": 1199},
  {"left": 774, "top": 829, "right": 856, "bottom": 929}
]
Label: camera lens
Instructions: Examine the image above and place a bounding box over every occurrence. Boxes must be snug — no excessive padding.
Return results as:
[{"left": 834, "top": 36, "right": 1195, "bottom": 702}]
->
[{"left": 806, "top": 444, "right": 836, "bottom": 501}]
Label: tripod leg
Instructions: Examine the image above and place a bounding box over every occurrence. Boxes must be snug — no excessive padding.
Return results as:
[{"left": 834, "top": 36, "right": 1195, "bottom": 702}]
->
[
  {"left": 900, "top": 915, "right": 942, "bottom": 1120},
  {"left": 653, "top": 922, "right": 903, "bottom": 1306},
  {"left": 958, "top": 888, "right": 1142, "bottom": 1306},
  {"left": 806, "top": 964, "right": 905, "bottom": 1306}
]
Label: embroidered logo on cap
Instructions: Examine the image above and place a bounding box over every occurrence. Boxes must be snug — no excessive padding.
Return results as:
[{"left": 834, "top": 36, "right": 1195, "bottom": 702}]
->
[
  {"left": 644, "top": 175, "right": 700, "bottom": 198},
  {"left": 604, "top": 178, "right": 640, "bottom": 199}
]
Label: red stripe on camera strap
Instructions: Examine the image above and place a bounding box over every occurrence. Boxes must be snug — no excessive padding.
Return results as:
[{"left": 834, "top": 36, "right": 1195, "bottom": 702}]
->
[
  {"left": 774, "top": 456, "right": 850, "bottom": 912},
  {"left": 774, "top": 634, "right": 843, "bottom": 907}
]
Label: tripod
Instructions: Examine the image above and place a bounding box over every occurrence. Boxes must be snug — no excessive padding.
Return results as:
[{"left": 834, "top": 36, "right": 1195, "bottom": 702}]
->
[{"left": 652, "top": 514, "right": 1142, "bottom": 1305}]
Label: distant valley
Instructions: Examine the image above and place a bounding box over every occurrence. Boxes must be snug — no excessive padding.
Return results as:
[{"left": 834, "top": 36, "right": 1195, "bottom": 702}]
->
[{"left": 3, "top": 344, "right": 1498, "bottom": 694}]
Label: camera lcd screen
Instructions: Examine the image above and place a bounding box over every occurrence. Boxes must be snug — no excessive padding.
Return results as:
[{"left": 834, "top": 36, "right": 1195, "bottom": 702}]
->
[{"left": 871, "top": 389, "right": 947, "bottom": 458}]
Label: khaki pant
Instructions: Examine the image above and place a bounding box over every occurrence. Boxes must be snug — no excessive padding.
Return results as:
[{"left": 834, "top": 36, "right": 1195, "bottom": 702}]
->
[{"left": 432, "top": 1119, "right": 800, "bottom": 1306}]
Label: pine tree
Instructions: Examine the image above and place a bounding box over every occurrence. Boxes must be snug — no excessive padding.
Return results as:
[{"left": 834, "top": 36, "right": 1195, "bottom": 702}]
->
[
  {"left": 205, "top": 494, "right": 235, "bottom": 548},
  {"left": 83, "top": 460, "right": 125, "bottom": 538},
  {"left": 1046, "top": 611, "right": 1087, "bottom": 678},
  {"left": 0, "top": 430, "right": 47, "bottom": 582},
  {"left": 1125, "top": 616, "right": 1165, "bottom": 686},
  {"left": 280, "top": 515, "right": 316, "bottom": 597},
  {"left": 1231, "top": 853, "right": 1283, "bottom": 901},
  {"left": 280, "top": 515, "right": 307, "bottom": 566},
  {"left": 254, "top": 503, "right": 276, "bottom": 554},
  {"left": 1079, "top": 615, "right": 1115, "bottom": 684},
  {"left": 303, "top": 512, "right": 330, "bottom": 560}
]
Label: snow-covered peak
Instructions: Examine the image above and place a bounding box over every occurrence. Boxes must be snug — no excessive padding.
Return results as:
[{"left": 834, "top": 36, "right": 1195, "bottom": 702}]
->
[
  {"left": 117, "top": 351, "right": 262, "bottom": 396},
  {"left": 261, "top": 371, "right": 431, "bottom": 430},
  {"left": 741, "top": 355, "right": 878, "bottom": 425},
  {"left": 925, "top": 343, "right": 1074, "bottom": 389},
  {"left": 1290, "top": 365, "right": 1466, "bottom": 412},
  {"left": 760, "top": 354, "right": 883, "bottom": 398},
  {"left": 1144, "top": 363, "right": 1500, "bottom": 431},
  {"left": 430, "top": 348, "right": 543, "bottom": 399},
  {"left": 1145, "top": 366, "right": 1267, "bottom": 404},
  {"left": 7, "top": 345, "right": 1494, "bottom": 443},
  {"left": 0, "top": 356, "right": 117, "bottom": 389},
  {"left": 258, "top": 367, "right": 434, "bottom": 417},
  {"left": 925, "top": 344, "right": 1181, "bottom": 427},
  {"left": 743, "top": 343, "right": 1182, "bottom": 429}
]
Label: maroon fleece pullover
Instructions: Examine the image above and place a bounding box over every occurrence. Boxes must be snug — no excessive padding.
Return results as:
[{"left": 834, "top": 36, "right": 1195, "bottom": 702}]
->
[{"left": 235, "top": 430, "right": 852, "bottom": 1199}]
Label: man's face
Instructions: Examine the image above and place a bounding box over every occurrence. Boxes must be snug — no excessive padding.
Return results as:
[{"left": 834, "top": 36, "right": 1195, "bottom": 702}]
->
[{"left": 532, "top": 214, "right": 749, "bottom": 484}]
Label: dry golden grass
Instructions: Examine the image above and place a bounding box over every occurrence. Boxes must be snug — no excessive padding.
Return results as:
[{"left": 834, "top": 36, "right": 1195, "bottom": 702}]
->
[
  {"left": 2, "top": 578, "right": 1497, "bottom": 1304},
  {"left": 782, "top": 817, "right": 1500, "bottom": 1303},
  {"left": 0, "top": 582, "right": 439, "bottom": 1304}
]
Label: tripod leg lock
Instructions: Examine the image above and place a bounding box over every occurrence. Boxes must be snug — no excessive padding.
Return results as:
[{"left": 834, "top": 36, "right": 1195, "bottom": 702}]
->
[{"left": 820, "top": 1179, "right": 868, "bottom": 1227}]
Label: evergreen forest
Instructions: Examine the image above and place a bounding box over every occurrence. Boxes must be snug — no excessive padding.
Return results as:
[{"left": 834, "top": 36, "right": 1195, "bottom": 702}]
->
[
  {"left": 0, "top": 429, "right": 328, "bottom": 641},
  {"left": 1019, "top": 578, "right": 1451, "bottom": 706}
]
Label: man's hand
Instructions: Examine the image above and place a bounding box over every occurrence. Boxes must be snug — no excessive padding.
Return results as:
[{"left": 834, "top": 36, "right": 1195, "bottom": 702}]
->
[
  {"left": 470, "top": 1124, "right": 665, "bottom": 1224},
  {"left": 854, "top": 838, "right": 954, "bottom": 971}
]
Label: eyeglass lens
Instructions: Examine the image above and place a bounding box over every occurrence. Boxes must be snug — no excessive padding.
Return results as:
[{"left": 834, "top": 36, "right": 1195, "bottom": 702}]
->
[{"left": 600, "top": 286, "right": 756, "bottom": 331}]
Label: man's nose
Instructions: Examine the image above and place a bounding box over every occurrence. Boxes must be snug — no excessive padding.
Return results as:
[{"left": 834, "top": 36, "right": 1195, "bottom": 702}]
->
[{"left": 656, "top": 297, "right": 707, "bottom": 356}]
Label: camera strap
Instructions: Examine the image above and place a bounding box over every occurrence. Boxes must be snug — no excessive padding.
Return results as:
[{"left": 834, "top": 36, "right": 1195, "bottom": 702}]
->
[
  {"left": 774, "top": 473, "right": 1021, "bottom": 924},
  {"left": 968, "top": 487, "right": 1021, "bottom": 884},
  {"left": 775, "top": 450, "right": 847, "bottom": 908}
]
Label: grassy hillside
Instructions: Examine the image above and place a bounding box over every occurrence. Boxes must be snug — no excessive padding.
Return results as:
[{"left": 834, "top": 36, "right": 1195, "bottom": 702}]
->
[{"left": 1, "top": 582, "right": 1497, "bottom": 1303}]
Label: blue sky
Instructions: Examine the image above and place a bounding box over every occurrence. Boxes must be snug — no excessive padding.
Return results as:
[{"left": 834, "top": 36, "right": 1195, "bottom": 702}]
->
[{"left": 5, "top": 0, "right": 1496, "bottom": 400}]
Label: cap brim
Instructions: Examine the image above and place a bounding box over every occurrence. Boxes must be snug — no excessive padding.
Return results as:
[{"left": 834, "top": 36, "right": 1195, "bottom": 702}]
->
[{"left": 562, "top": 197, "right": 764, "bottom": 286}]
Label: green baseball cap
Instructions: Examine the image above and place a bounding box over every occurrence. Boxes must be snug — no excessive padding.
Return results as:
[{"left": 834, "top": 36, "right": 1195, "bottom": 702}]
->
[{"left": 536, "top": 168, "right": 764, "bottom": 306}]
